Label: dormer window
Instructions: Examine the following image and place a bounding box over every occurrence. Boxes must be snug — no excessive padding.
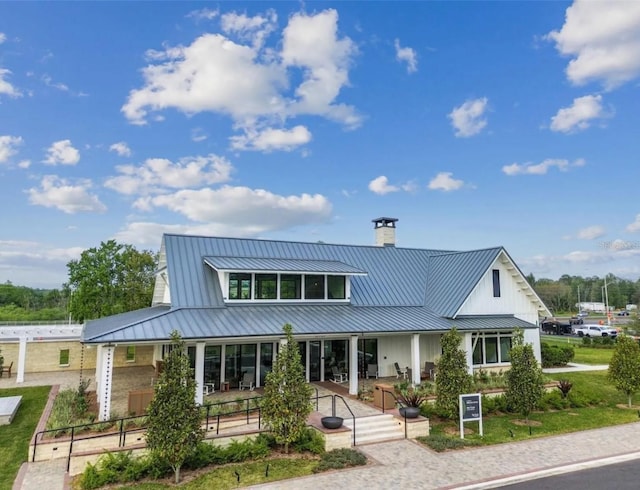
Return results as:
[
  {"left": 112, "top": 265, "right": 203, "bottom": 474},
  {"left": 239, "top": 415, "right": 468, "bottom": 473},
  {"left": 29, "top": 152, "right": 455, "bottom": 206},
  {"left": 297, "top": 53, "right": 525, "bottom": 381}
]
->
[
  {"left": 328, "top": 276, "right": 346, "bottom": 299},
  {"left": 229, "top": 273, "right": 251, "bottom": 300},
  {"left": 305, "top": 275, "right": 325, "bottom": 299},
  {"left": 281, "top": 274, "right": 302, "bottom": 299},
  {"left": 255, "top": 274, "right": 277, "bottom": 299}
]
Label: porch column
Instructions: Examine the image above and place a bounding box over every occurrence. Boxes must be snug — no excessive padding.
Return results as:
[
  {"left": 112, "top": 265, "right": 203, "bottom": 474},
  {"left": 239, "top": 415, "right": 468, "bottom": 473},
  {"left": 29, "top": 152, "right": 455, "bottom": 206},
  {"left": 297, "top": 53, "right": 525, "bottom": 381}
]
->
[
  {"left": 349, "top": 335, "right": 358, "bottom": 396},
  {"left": 195, "top": 342, "right": 205, "bottom": 405},
  {"left": 464, "top": 333, "right": 474, "bottom": 374},
  {"left": 411, "top": 333, "right": 421, "bottom": 385},
  {"left": 98, "top": 345, "right": 115, "bottom": 422},
  {"left": 15, "top": 336, "right": 27, "bottom": 383},
  {"left": 95, "top": 344, "right": 103, "bottom": 406}
]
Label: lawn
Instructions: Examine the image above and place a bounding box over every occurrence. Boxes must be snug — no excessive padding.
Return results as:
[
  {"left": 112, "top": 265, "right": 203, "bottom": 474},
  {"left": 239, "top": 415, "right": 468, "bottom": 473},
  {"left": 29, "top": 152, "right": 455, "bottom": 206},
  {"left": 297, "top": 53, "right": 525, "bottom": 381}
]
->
[
  {"left": 0, "top": 386, "right": 51, "bottom": 489},
  {"left": 540, "top": 335, "right": 614, "bottom": 364}
]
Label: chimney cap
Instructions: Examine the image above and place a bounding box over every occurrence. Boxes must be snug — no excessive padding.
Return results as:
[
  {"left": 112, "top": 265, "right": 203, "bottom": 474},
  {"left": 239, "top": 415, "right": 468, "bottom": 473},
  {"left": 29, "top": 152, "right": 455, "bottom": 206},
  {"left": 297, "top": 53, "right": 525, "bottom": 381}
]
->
[{"left": 372, "top": 217, "right": 398, "bottom": 227}]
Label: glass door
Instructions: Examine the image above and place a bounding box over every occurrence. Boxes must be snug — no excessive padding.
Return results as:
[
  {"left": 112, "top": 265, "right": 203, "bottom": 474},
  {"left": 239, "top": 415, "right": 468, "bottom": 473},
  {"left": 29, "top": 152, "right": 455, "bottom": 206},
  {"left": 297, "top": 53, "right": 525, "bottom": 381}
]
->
[
  {"left": 259, "top": 343, "right": 273, "bottom": 385},
  {"left": 309, "top": 341, "right": 321, "bottom": 381}
]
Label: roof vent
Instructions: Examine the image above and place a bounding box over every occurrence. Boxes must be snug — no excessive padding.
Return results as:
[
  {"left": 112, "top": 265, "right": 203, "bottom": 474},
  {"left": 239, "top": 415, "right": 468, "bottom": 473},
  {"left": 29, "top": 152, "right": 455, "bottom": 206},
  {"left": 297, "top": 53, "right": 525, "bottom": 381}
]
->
[{"left": 372, "top": 217, "right": 398, "bottom": 247}]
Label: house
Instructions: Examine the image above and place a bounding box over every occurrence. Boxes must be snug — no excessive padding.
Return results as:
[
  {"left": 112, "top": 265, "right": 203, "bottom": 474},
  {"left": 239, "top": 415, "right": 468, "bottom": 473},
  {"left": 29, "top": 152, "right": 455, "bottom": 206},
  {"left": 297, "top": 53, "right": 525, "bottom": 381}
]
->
[{"left": 83, "top": 217, "right": 550, "bottom": 421}]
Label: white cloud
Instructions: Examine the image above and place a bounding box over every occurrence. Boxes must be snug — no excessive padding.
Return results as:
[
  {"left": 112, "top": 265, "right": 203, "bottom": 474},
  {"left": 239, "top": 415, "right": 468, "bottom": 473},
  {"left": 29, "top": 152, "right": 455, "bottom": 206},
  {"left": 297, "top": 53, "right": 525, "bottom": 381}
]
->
[
  {"left": 368, "top": 176, "right": 398, "bottom": 195},
  {"left": 18, "top": 160, "right": 30, "bottom": 169},
  {"left": 42, "top": 74, "right": 69, "bottom": 92},
  {"left": 191, "top": 128, "right": 207, "bottom": 142},
  {"left": 43, "top": 139, "right": 80, "bottom": 166},
  {"left": 105, "top": 154, "right": 233, "bottom": 195},
  {"left": 394, "top": 39, "right": 418, "bottom": 73},
  {"left": 131, "top": 185, "right": 332, "bottom": 232},
  {"left": 186, "top": 8, "right": 219, "bottom": 21},
  {"left": 626, "top": 214, "right": 640, "bottom": 233},
  {"left": 27, "top": 175, "right": 106, "bottom": 214},
  {"left": 0, "top": 68, "right": 21, "bottom": 98},
  {"left": 109, "top": 141, "right": 132, "bottom": 157},
  {"left": 550, "top": 94, "right": 608, "bottom": 133},
  {"left": 0, "top": 33, "right": 6, "bottom": 44},
  {"left": 577, "top": 225, "right": 605, "bottom": 240},
  {"left": 122, "top": 9, "right": 360, "bottom": 151},
  {"left": 502, "top": 158, "right": 585, "bottom": 176},
  {"left": 230, "top": 125, "right": 312, "bottom": 152},
  {"left": 427, "top": 172, "right": 464, "bottom": 192},
  {"left": 546, "top": 1, "right": 640, "bottom": 89},
  {"left": 0, "top": 135, "right": 23, "bottom": 163},
  {"left": 448, "top": 97, "right": 488, "bottom": 137}
]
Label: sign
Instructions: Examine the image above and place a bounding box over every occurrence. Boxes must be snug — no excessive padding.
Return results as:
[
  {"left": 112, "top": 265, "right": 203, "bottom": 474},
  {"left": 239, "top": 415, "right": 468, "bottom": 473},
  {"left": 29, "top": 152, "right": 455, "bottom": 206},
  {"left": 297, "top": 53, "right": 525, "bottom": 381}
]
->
[{"left": 458, "top": 393, "right": 483, "bottom": 439}]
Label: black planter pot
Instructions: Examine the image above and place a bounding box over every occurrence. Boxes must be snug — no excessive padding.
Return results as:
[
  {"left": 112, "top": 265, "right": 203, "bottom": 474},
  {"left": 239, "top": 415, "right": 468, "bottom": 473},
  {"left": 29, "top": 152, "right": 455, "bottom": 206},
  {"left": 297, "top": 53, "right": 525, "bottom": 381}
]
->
[
  {"left": 399, "top": 406, "right": 420, "bottom": 419},
  {"left": 321, "top": 416, "right": 344, "bottom": 429}
]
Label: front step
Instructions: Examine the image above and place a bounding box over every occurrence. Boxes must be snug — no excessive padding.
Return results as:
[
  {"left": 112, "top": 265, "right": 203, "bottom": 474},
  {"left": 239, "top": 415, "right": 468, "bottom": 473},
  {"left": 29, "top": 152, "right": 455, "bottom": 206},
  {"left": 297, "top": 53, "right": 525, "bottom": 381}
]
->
[{"left": 343, "top": 413, "right": 404, "bottom": 445}]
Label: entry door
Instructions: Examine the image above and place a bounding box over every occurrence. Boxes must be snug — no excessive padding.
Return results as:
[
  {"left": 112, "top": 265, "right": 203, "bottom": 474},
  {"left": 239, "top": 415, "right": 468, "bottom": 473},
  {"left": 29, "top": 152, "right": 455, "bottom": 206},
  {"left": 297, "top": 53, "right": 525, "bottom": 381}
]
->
[{"left": 309, "top": 341, "right": 321, "bottom": 382}]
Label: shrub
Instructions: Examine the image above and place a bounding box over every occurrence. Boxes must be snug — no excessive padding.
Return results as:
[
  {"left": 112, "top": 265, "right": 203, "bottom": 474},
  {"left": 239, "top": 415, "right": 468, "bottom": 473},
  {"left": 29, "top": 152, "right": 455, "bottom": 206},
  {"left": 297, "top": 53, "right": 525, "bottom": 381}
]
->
[
  {"left": 313, "top": 448, "right": 366, "bottom": 473},
  {"left": 292, "top": 427, "right": 325, "bottom": 454},
  {"left": 557, "top": 379, "right": 573, "bottom": 398},
  {"left": 541, "top": 343, "right": 575, "bottom": 368},
  {"left": 538, "top": 391, "right": 570, "bottom": 411},
  {"left": 482, "top": 394, "right": 507, "bottom": 415}
]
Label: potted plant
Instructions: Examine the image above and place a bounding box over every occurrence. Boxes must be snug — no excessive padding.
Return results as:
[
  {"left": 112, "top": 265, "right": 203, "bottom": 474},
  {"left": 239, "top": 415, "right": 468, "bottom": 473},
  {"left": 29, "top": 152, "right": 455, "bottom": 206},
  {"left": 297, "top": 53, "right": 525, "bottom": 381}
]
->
[{"left": 395, "top": 381, "right": 427, "bottom": 418}]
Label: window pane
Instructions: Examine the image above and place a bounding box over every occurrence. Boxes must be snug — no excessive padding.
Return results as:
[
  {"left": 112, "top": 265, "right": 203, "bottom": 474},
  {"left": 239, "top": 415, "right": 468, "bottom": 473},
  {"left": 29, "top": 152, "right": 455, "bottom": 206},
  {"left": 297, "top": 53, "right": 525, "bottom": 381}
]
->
[
  {"left": 255, "top": 274, "right": 277, "bottom": 299},
  {"left": 500, "top": 336, "right": 512, "bottom": 362},
  {"left": 229, "top": 273, "right": 251, "bottom": 300},
  {"left": 485, "top": 337, "right": 498, "bottom": 363},
  {"left": 305, "top": 275, "right": 325, "bottom": 299},
  {"left": 59, "top": 349, "right": 70, "bottom": 366},
  {"left": 328, "top": 276, "right": 346, "bottom": 299},
  {"left": 204, "top": 345, "right": 221, "bottom": 385},
  {"left": 280, "top": 274, "right": 301, "bottom": 299},
  {"left": 472, "top": 339, "right": 483, "bottom": 365},
  {"left": 492, "top": 269, "right": 501, "bottom": 297},
  {"left": 126, "top": 346, "right": 136, "bottom": 362}
]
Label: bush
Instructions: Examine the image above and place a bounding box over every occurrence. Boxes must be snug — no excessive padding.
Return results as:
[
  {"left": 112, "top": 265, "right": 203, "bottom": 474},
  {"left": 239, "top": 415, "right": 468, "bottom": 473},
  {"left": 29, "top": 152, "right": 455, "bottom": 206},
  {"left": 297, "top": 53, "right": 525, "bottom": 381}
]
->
[
  {"left": 482, "top": 394, "right": 508, "bottom": 415},
  {"left": 541, "top": 343, "right": 575, "bottom": 368},
  {"left": 292, "top": 427, "right": 325, "bottom": 454},
  {"left": 538, "top": 391, "right": 570, "bottom": 411},
  {"left": 313, "top": 448, "right": 366, "bottom": 473}
]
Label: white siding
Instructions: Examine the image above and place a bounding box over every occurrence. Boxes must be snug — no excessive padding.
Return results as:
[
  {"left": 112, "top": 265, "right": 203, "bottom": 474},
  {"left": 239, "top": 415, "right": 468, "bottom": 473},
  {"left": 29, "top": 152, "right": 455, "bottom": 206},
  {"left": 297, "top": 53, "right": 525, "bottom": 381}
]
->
[{"left": 457, "top": 253, "right": 541, "bottom": 325}]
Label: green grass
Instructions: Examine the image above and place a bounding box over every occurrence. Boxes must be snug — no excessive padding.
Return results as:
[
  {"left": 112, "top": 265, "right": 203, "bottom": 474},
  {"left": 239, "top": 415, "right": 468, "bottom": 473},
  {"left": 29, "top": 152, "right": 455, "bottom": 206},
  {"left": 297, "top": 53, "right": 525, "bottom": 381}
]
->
[
  {"left": 0, "top": 386, "right": 51, "bottom": 489},
  {"left": 541, "top": 335, "right": 614, "bottom": 364},
  {"left": 113, "top": 458, "right": 319, "bottom": 489}
]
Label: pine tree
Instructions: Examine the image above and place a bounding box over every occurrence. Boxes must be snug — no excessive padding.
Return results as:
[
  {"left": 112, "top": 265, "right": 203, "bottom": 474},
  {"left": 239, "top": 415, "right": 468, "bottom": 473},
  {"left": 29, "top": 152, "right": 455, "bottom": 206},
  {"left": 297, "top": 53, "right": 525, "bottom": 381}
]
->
[
  {"left": 505, "top": 329, "right": 545, "bottom": 422},
  {"left": 261, "top": 324, "right": 313, "bottom": 453},
  {"left": 145, "top": 330, "right": 203, "bottom": 483},
  {"left": 435, "top": 327, "right": 473, "bottom": 420},
  {"left": 608, "top": 334, "right": 640, "bottom": 407}
]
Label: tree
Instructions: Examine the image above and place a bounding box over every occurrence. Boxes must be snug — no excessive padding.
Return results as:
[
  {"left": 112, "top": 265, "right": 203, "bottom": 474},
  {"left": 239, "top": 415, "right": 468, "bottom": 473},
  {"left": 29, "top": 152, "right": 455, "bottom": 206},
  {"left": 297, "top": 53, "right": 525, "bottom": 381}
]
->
[
  {"left": 262, "top": 323, "right": 313, "bottom": 453},
  {"left": 608, "top": 335, "right": 640, "bottom": 407},
  {"left": 145, "top": 330, "right": 203, "bottom": 483},
  {"left": 435, "top": 327, "right": 473, "bottom": 420},
  {"left": 66, "top": 240, "right": 157, "bottom": 322},
  {"left": 505, "top": 329, "right": 545, "bottom": 422}
]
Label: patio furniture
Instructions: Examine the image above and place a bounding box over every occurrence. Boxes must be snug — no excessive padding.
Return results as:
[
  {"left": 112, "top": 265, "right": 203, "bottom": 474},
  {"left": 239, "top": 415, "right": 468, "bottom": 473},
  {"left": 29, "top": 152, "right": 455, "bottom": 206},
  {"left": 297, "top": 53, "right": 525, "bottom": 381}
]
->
[
  {"left": 331, "top": 366, "right": 347, "bottom": 383},
  {"left": 422, "top": 361, "right": 436, "bottom": 380},
  {"left": 366, "top": 363, "right": 379, "bottom": 379},
  {"left": 394, "top": 362, "right": 407, "bottom": 379},
  {"left": 406, "top": 367, "right": 413, "bottom": 382},
  {"left": 239, "top": 372, "right": 255, "bottom": 391},
  {"left": 204, "top": 382, "right": 215, "bottom": 395},
  {"left": 0, "top": 361, "right": 12, "bottom": 378}
]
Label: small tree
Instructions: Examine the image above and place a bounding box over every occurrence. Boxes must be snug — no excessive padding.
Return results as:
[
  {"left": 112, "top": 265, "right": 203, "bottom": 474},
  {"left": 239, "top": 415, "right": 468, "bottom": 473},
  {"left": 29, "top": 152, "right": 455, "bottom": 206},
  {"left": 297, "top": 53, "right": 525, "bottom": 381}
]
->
[
  {"left": 608, "top": 335, "right": 640, "bottom": 407},
  {"left": 145, "top": 330, "right": 203, "bottom": 483},
  {"left": 262, "top": 323, "right": 313, "bottom": 453},
  {"left": 505, "top": 329, "right": 545, "bottom": 422},
  {"left": 435, "top": 327, "right": 473, "bottom": 420}
]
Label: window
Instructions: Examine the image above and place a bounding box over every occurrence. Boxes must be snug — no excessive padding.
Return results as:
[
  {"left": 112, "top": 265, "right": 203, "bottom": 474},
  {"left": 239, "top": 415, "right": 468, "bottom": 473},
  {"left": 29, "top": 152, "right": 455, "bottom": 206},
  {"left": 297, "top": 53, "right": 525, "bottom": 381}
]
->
[
  {"left": 280, "top": 274, "right": 301, "bottom": 299},
  {"left": 229, "top": 273, "right": 251, "bottom": 300},
  {"left": 328, "top": 276, "right": 346, "bottom": 299},
  {"left": 472, "top": 332, "right": 512, "bottom": 365},
  {"left": 59, "top": 349, "right": 70, "bottom": 366},
  {"left": 492, "top": 269, "right": 501, "bottom": 297},
  {"left": 126, "top": 345, "right": 136, "bottom": 362},
  {"left": 304, "top": 275, "right": 325, "bottom": 299},
  {"left": 255, "top": 274, "right": 277, "bottom": 299}
]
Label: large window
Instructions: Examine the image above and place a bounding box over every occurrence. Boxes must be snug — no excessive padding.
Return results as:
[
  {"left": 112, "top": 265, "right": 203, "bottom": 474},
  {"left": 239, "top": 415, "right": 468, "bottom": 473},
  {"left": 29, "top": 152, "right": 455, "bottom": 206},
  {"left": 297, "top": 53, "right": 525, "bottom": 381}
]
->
[
  {"left": 472, "top": 332, "right": 512, "bottom": 365},
  {"left": 305, "top": 275, "right": 325, "bottom": 299},
  {"left": 328, "top": 276, "right": 346, "bottom": 299},
  {"left": 229, "top": 273, "right": 251, "bottom": 300},
  {"left": 225, "top": 344, "right": 257, "bottom": 388},
  {"left": 492, "top": 269, "right": 501, "bottom": 297},
  {"left": 281, "top": 274, "right": 302, "bottom": 299},
  {"left": 255, "top": 274, "right": 277, "bottom": 299}
]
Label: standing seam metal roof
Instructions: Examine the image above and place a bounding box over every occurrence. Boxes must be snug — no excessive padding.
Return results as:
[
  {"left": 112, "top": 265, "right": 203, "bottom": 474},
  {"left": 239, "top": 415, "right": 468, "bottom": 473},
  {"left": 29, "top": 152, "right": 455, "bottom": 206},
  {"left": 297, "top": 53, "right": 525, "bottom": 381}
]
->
[{"left": 203, "top": 256, "right": 367, "bottom": 274}]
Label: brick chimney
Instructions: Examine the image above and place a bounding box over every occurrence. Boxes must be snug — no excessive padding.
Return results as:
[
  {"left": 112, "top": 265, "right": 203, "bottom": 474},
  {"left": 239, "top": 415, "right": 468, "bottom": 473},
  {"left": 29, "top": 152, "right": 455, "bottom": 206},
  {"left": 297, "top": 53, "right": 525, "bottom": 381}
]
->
[{"left": 372, "top": 217, "right": 398, "bottom": 247}]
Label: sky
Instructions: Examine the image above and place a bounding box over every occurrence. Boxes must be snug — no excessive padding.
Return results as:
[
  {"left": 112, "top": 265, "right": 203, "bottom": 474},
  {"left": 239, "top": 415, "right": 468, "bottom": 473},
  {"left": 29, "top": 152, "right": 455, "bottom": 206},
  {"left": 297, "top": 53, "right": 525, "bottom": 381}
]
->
[{"left": 1, "top": 1, "right": 640, "bottom": 289}]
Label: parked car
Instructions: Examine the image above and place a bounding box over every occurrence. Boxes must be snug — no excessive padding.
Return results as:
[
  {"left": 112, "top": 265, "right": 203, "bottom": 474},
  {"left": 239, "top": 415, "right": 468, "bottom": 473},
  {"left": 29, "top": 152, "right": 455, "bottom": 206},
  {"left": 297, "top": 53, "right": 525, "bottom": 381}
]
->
[
  {"left": 541, "top": 318, "right": 572, "bottom": 335},
  {"left": 569, "top": 316, "right": 584, "bottom": 325},
  {"left": 617, "top": 310, "right": 630, "bottom": 316},
  {"left": 577, "top": 311, "right": 589, "bottom": 318},
  {"left": 574, "top": 324, "right": 618, "bottom": 338}
]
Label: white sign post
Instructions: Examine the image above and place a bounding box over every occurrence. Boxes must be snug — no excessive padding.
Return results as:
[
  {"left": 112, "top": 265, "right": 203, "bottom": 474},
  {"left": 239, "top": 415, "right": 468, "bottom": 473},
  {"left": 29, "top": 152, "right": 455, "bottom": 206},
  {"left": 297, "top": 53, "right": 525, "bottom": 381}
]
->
[{"left": 459, "top": 393, "right": 483, "bottom": 439}]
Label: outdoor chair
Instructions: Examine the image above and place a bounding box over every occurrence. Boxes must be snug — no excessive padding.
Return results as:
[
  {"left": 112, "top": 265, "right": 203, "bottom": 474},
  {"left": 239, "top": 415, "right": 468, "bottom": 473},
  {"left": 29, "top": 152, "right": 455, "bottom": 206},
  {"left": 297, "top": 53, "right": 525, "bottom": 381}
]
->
[
  {"left": 203, "top": 381, "right": 215, "bottom": 395},
  {"left": 422, "top": 361, "right": 436, "bottom": 380},
  {"left": 331, "top": 366, "right": 347, "bottom": 383},
  {"left": 239, "top": 372, "right": 255, "bottom": 391},
  {"left": 366, "top": 363, "right": 379, "bottom": 379},
  {"left": 394, "top": 362, "right": 407, "bottom": 379},
  {"left": 0, "top": 361, "right": 13, "bottom": 378},
  {"left": 406, "top": 367, "right": 413, "bottom": 383}
]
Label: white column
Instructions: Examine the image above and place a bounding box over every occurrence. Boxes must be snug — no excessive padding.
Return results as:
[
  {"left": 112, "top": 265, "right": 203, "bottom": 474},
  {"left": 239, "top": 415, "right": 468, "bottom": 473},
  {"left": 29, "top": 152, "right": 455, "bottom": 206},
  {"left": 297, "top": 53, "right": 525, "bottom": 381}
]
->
[
  {"left": 220, "top": 345, "right": 226, "bottom": 384},
  {"left": 464, "top": 333, "right": 474, "bottom": 374},
  {"left": 95, "top": 344, "right": 103, "bottom": 405},
  {"left": 349, "top": 335, "right": 358, "bottom": 395},
  {"left": 195, "top": 342, "right": 205, "bottom": 405},
  {"left": 16, "top": 337, "right": 27, "bottom": 383},
  {"left": 411, "top": 333, "right": 421, "bottom": 385},
  {"left": 98, "top": 345, "right": 115, "bottom": 422}
]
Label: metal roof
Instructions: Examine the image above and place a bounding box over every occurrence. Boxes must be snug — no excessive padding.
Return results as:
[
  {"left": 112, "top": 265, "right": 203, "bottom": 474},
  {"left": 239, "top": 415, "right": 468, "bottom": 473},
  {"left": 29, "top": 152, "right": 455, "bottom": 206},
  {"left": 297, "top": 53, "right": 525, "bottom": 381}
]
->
[
  {"left": 82, "top": 305, "right": 536, "bottom": 343},
  {"left": 203, "top": 256, "right": 367, "bottom": 274},
  {"left": 82, "top": 306, "right": 170, "bottom": 342}
]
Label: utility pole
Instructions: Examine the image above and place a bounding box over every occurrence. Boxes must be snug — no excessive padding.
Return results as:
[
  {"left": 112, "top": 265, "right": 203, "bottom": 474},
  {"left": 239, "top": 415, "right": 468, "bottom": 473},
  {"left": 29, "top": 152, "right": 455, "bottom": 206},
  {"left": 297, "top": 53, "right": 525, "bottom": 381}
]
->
[{"left": 604, "top": 278, "right": 611, "bottom": 326}]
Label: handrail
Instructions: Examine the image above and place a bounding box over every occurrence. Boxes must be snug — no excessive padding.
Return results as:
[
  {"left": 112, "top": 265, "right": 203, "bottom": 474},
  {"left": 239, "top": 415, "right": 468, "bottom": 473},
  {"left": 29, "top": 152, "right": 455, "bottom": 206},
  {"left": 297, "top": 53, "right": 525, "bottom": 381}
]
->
[
  {"left": 380, "top": 388, "right": 408, "bottom": 439},
  {"left": 333, "top": 394, "right": 356, "bottom": 446}
]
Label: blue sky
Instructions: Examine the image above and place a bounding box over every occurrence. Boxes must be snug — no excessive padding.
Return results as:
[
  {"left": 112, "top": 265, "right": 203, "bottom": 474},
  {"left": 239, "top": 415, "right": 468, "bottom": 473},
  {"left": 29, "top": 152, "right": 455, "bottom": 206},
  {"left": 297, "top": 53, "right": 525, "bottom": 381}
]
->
[{"left": 1, "top": 1, "right": 639, "bottom": 289}]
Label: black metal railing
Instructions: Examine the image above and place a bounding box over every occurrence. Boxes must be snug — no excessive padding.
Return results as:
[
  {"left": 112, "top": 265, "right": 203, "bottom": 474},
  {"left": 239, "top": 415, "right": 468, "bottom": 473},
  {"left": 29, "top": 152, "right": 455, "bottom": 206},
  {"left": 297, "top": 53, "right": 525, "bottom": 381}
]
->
[
  {"left": 380, "top": 388, "right": 408, "bottom": 439},
  {"left": 333, "top": 394, "right": 357, "bottom": 446}
]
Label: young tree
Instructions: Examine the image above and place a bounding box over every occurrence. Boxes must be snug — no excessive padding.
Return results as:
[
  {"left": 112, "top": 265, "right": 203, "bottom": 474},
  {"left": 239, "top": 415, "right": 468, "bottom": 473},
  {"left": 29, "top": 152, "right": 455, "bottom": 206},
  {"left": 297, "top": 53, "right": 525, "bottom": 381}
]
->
[
  {"left": 435, "top": 327, "right": 473, "bottom": 420},
  {"left": 505, "top": 329, "right": 545, "bottom": 422},
  {"left": 262, "top": 323, "right": 313, "bottom": 453},
  {"left": 145, "top": 330, "right": 203, "bottom": 483},
  {"left": 66, "top": 240, "right": 157, "bottom": 321},
  {"left": 608, "top": 334, "right": 640, "bottom": 407}
]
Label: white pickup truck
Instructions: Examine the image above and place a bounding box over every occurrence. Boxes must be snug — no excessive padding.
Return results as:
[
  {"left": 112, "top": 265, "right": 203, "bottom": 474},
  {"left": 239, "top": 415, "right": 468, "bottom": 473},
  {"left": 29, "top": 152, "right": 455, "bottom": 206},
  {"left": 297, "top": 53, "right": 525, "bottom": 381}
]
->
[{"left": 574, "top": 324, "right": 618, "bottom": 338}]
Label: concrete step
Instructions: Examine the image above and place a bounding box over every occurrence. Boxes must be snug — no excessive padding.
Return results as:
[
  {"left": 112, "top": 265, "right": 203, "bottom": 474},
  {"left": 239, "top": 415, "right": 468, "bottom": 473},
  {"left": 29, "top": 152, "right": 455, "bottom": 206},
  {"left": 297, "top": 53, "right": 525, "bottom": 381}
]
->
[{"left": 343, "top": 414, "right": 404, "bottom": 445}]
